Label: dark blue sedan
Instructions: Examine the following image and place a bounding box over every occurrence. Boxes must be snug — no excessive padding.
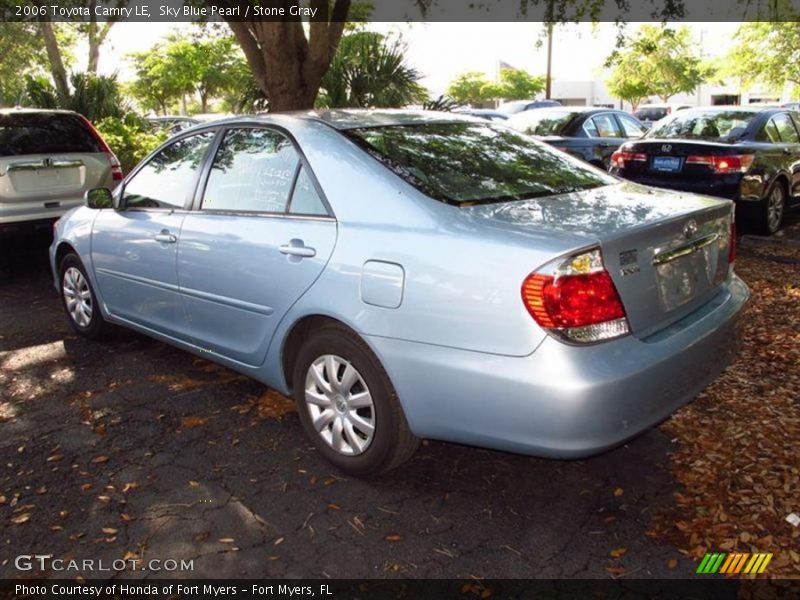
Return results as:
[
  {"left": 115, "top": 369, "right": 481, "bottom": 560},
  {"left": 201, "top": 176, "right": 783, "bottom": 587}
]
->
[{"left": 506, "top": 107, "right": 647, "bottom": 169}]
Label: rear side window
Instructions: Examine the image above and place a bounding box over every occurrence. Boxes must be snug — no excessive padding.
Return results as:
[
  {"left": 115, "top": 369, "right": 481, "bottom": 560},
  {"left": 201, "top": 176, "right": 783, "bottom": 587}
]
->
[
  {"left": 203, "top": 128, "right": 299, "bottom": 213},
  {"left": 0, "top": 112, "right": 101, "bottom": 156},
  {"left": 590, "top": 114, "right": 622, "bottom": 138},
  {"left": 771, "top": 113, "right": 800, "bottom": 143},
  {"left": 617, "top": 114, "right": 647, "bottom": 138}
]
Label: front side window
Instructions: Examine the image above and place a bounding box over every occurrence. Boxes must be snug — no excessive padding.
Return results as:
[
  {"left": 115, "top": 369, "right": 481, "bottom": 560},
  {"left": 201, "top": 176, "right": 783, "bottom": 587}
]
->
[
  {"left": 617, "top": 114, "right": 647, "bottom": 138},
  {"left": 123, "top": 132, "right": 214, "bottom": 209},
  {"left": 203, "top": 128, "right": 299, "bottom": 213},
  {"left": 758, "top": 119, "right": 782, "bottom": 143},
  {"left": 771, "top": 113, "right": 800, "bottom": 143},
  {"left": 346, "top": 122, "right": 616, "bottom": 206}
]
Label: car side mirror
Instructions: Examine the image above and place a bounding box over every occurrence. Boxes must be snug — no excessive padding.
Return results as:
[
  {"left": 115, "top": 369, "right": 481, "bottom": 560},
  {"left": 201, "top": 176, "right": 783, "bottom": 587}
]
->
[{"left": 84, "top": 187, "right": 115, "bottom": 210}]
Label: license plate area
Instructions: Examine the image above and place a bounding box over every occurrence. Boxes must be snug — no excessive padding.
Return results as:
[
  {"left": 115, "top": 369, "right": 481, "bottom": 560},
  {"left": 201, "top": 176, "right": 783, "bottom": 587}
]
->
[
  {"left": 651, "top": 156, "right": 682, "bottom": 172},
  {"left": 653, "top": 241, "right": 718, "bottom": 311}
]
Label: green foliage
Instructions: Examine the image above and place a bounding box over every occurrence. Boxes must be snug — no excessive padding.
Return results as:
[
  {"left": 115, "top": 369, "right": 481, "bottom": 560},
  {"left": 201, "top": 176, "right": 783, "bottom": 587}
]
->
[
  {"left": 95, "top": 114, "right": 168, "bottom": 173},
  {"left": 317, "top": 32, "right": 428, "bottom": 109},
  {"left": 494, "top": 68, "right": 546, "bottom": 101},
  {"left": 21, "top": 72, "right": 128, "bottom": 122},
  {"left": 605, "top": 25, "right": 714, "bottom": 102},
  {"left": 725, "top": 21, "right": 800, "bottom": 97},
  {"left": 0, "top": 23, "right": 49, "bottom": 106},
  {"left": 447, "top": 72, "right": 496, "bottom": 106},
  {"left": 422, "top": 95, "right": 460, "bottom": 112}
]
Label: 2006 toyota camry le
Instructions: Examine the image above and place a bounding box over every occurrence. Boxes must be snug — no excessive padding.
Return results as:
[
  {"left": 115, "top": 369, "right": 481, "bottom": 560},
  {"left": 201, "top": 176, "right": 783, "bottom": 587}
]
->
[{"left": 50, "top": 110, "right": 749, "bottom": 475}]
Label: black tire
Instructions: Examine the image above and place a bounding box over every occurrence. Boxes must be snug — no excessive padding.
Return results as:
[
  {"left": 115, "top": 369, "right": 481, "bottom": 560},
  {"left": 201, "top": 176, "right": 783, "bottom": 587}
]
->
[
  {"left": 58, "top": 253, "right": 109, "bottom": 340},
  {"left": 754, "top": 179, "right": 787, "bottom": 236},
  {"left": 292, "top": 323, "right": 420, "bottom": 476}
]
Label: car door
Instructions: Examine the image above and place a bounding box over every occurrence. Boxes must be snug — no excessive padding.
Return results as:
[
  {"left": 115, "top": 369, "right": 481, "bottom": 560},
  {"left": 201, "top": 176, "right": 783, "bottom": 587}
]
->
[
  {"left": 91, "top": 130, "right": 216, "bottom": 337},
  {"left": 582, "top": 113, "right": 627, "bottom": 167},
  {"left": 177, "top": 126, "right": 337, "bottom": 367}
]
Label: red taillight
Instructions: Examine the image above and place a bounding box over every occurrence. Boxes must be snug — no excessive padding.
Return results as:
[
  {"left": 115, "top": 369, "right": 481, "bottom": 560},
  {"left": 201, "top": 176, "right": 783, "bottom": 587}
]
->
[
  {"left": 685, "top": 154, "right": 754, "bottom": 174},
  {"left": 611, "top": 150, "right": 647, "bottom": 169},
  {"left": 522, "top": 249, "right": 630, "bottom": 343},
  {"left": 78, "top": 114, "right": 124, "bottom": 181}
]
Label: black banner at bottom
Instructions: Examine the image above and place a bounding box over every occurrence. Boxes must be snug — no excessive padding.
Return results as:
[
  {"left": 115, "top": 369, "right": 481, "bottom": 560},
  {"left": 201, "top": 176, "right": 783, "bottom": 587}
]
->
[{"left": 2, "top": 579, "right": 800, "bottom": 600}]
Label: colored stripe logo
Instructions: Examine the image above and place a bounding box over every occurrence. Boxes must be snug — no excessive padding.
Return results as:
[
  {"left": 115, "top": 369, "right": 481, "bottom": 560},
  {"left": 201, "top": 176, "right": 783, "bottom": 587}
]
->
[{"left": 696, "top": 552, "right": 772, "bottom": 574}]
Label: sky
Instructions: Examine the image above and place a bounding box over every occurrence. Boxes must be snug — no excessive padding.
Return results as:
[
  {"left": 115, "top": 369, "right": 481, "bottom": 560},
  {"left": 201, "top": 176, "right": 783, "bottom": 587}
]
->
[{"left": 90, "top": 21, "right": 742, "bottom": 96}]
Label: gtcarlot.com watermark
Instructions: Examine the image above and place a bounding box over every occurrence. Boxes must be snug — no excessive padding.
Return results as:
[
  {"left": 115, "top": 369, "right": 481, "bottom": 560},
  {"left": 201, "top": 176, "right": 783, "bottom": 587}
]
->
[{"left": 15, "top": 554, "right": 194, "bottom": 573}]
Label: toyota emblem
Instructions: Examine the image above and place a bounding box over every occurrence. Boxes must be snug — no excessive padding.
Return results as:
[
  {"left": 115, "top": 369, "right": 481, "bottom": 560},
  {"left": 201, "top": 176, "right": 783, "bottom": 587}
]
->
[{"left": 683, "top": 219, "right": 698, "bottom": 239}]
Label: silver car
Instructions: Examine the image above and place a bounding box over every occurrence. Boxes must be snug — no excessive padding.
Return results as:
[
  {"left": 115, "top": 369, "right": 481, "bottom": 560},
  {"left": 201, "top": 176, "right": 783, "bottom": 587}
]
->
[
  {"left": 0, "top": 109, "right": 120, "bottom": 236},
  {"left": 50, "top": 110, "right": 749, "bottom": 475}
]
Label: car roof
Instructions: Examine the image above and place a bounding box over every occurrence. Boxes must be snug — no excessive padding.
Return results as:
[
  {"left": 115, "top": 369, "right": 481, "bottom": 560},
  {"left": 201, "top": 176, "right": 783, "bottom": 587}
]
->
[
  {"left": 0, "top": 108, "right": 79, "bottom": 116},
  {"left": 669, "top": 105, "right": 782, "bottom": 114}
]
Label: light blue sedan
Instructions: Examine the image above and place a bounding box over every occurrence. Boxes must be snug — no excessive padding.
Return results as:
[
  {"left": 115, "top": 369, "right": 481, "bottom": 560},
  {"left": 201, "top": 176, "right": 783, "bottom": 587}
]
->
[{"left": 50, "top": 110, "right": 749, "bottom": 475}]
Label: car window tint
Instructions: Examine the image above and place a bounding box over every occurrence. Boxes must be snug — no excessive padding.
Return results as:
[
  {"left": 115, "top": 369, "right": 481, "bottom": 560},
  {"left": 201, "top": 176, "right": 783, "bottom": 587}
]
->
[
  {"left": 647, "top": 111, "right": 758, "bottom": 142},
  {"left": 203, "top": 128, "right": 299, "bottom": 213},
  {"left": 758, "top": 119, "right": 782, "bottom": 143},
  {"left": 123, "top": 132, "right": 214, "bottom": 210},
  {"left": 347, "top": 122, "right": 616, "bottom": 206},
  {"left": 289, "top": 166, "right": 327, "bottom": 216},
  {"left": 0, "top": 113, "right": 101, "bottom": 156},
  {"left": 772, "top": 113, "right": 800, "bottom": 143},
  {"left": 582, "top": 118, "right": 599, "bottom": 137},
  {"left": 617, "top": 114, "right": 647, "bottom": 138},
  {"left": 506, "top": 110, "right": 579, "bottom": 136},
  {"left": 590, "top": 114, "right": 622, "bottom": 138}
]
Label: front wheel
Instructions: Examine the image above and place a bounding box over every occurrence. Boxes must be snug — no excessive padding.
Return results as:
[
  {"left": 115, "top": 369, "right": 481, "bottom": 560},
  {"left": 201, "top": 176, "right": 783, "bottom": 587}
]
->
[
  {"left": 59, "top": 253, "right": 109, "bottom": 339},
  {"left": 292, "top": 324, "right": 420, "bottom": 476}
]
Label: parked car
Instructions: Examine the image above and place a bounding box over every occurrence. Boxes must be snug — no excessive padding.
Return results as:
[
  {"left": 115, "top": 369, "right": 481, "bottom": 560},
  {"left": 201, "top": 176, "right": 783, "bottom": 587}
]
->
[
  {"left": 497, "top": 99, "right": 562, "bottom": 115},
  {"left": 0, "top": 109, "right": 120, "bottom": 237},
  {"left": 609, "top": 106, "right": 800, "bottom": 235},
  {"left": 453, "top": 108, "right": 508, "bottom": 121},
  {"left": 51, "top": 110, "right": 748, "bottom": 475},
  {"left": 633, "top": 103, "right": 692, "bottom": 130},
  {"left": 506, "top": 107, "right": 647, "bottom": 168}
]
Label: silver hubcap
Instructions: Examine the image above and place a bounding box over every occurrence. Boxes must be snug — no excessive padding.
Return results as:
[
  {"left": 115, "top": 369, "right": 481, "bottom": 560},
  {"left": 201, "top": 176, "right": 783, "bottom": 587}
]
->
[
  {"left": 62, "top": 267, "right": 93, "bottom": 327},
  {"left": 304, "top": 355, "right": 375, "bottom": 456},
  {"left": 767, "top": 186, "right": 785, "bottom": 232}
]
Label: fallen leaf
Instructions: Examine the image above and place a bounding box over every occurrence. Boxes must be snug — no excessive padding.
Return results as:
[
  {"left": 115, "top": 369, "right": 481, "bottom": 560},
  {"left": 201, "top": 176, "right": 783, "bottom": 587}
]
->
[
  {"left": 605, "top": 566, "right": 626, "bottom": 576},
  {"left": 122, "top": 482, "right": 139, "bottom": 494},
  {"left": 327, "top": 503, "right": 341, "bottom": 510},
  {"left": 614, "top": 488, "right": 624, "bottom": 497},
  {"left": 121, "top": 514, "right": 133, "bottom": 523},
  {"left": 274, "top": 537, "right": 284, "bottom": 545},
  {"left": 385, "top": 534, "right": 402, "bottom": 542},
  {"left": 101, "top": 527, "right": 118, "bottom": 535},
  {"left": 10, "top": 513, "right": 31, "bottom": 525},
  {"left": 181, "top": 416, "right": 209, "bottom": 429},
  {"left": 91, "top": 456, "right": 109, "bottom": 464},
  {"left": 97, "top": 496, "right": 111, "bottom": 503},
  {"left": 123, "top": 551, "right": 138, "bottom": 561},
  {"left": 35, "top": 486, "right": 47, "bottom": 495},
  {"left": 188, "top": 480, "right": 200, "bottom": 487},
  {"left": 50, "top": 525, "right": 63, "bottom": 531},
  {"left": 47, "top": 454, "right": 64, "bottom": 462},
  {"left": 610, "top": 547, "right": 627, "bottom": 558},
  {"left": 0, "top": 496, "right": 6, "bottom": 505},
  {"left": 80, "top": 483, "right": 92, "bottom": 492},
  {"left": 218, "top": 538, "right": 235, "bottom": 544}
]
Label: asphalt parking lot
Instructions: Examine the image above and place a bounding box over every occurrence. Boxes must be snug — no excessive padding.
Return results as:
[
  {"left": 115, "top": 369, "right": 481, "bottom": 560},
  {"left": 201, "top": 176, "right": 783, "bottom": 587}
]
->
[{"left": 0, "top": 234, "right": 704, "bottom": 581}]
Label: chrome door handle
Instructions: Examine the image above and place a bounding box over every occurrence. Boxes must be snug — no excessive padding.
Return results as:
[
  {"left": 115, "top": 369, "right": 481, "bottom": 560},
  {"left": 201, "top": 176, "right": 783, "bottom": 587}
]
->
[
  {"left": 279, "top": 240, "right": 316, "bottom": 258},
  {"left": 154, "top": 230, "right": 177, "bottom": 244}
]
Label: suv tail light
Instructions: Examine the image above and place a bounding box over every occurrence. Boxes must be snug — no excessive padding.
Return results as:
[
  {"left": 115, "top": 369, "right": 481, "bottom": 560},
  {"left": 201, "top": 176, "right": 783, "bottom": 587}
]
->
[
  {"left": 521, "top": 248, "right": 630, "bottom": 343},
  {"left": 610, "top": 150, "right": 647, "bottom": 169},
  {"left": 685, "top": 154, "right": 754, "bottom": 174},
  {"left": 78, "top": 115, "right": 123, "bottom": 182}
]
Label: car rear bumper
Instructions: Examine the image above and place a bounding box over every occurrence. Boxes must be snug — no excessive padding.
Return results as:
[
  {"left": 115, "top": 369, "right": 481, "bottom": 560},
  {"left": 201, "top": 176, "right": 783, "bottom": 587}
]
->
[
  {"left": 0, "top": 198, "right": 83, "bottom": 226},
  {"left": 369, "top": 275, "right": 749, "bottom": 458}
]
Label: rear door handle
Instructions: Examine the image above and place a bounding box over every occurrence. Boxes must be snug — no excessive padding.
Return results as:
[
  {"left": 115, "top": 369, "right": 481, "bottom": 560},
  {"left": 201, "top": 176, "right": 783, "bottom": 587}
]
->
[
  {"left": 279, "top": 240, "right": 316, "bottom": 258},
  {"left": 154, "top": 230, "right": 177, "bottom": 244}
]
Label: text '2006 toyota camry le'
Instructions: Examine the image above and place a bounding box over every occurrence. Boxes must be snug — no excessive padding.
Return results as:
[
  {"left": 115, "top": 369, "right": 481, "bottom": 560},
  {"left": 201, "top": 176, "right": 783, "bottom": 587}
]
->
[{"left": 50, "top": 110, "right": 749, "bottom": 475}]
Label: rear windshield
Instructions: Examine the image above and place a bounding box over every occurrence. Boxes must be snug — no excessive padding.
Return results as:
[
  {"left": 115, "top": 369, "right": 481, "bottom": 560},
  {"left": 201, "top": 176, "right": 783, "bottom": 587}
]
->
[
  {"left": 646, "top": 111, "right": 757, "bottom": 142},
  {"left": 0, "top": 113, "right": 101, "bottom": 156},
  {"left": 633, "top": 108, "right": 669, "bottom": 121},
  {"left": 506, "top": 110, "right": 580, "bottom": 136},
  {"left": 346, "top": 122, "right": 616, "bottom": 206}
]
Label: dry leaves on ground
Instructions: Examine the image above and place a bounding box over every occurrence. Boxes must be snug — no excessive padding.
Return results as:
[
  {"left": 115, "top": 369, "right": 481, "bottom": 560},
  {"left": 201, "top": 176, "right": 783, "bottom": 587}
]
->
[{"left": 649, "top": 248, "right": 800, "bottom": 578}]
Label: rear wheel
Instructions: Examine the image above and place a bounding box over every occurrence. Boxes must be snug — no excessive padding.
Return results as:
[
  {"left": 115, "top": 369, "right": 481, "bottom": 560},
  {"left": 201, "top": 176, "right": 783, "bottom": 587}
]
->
[
  {"left": 292, "top": 323, "right": 420, "bottom": 476},
  {"left": 59, "top": 253, "right": 109, "bottom": 339},
  {"left": 756, "top": 180, "right": 786, "bottom": 235}
]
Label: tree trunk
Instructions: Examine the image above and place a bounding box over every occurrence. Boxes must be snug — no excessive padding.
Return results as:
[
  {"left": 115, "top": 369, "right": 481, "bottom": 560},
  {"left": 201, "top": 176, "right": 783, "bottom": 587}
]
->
[
  {"left": 200, "top": 93, "right": 208, "bottom": 113},
  {"left": 40, "top": 21, "right": 70, "bottom": 100},
  {"left": 215, "top": 0, "right": 350, "bottom": 111},
  {"left": 87, "top": 22, "right": 113, "bottom": 74}
]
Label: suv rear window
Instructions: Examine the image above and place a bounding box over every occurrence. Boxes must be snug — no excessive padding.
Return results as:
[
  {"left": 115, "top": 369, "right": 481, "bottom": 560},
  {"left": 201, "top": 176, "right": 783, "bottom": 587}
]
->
[
  {"left": 346, "top": 122, "right": 615, "bottom": 206},
  {"left": 0, "top": 113, "right": 101, "bottom": 157}
]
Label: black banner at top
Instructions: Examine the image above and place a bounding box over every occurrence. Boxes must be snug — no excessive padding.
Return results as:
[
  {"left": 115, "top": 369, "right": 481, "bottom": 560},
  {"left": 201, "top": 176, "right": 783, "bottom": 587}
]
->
[{"left": 0, "top": 0, "right": 799, "bottom": 22}]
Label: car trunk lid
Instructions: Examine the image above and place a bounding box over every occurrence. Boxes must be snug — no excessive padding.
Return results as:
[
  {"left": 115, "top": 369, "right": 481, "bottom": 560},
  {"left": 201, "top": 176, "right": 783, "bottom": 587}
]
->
[{"left": 464, "top": 182, "right": 734, "bottom": 338}]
